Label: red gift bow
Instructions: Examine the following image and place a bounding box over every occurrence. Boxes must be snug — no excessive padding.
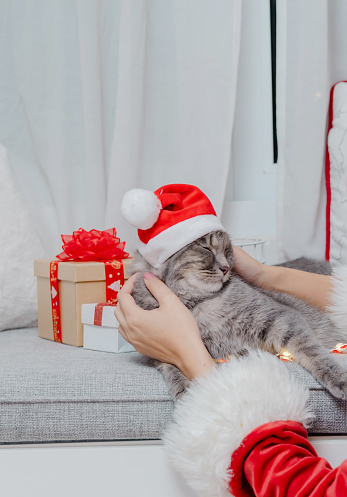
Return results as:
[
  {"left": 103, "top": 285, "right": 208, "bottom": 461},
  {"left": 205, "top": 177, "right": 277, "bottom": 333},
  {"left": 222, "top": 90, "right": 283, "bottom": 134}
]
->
[
  {"left": 56, "top": 228, "right": 129, "bottom": 261},
  {"left": 50, "top": 228, "right": 128, "bottom": 344}
]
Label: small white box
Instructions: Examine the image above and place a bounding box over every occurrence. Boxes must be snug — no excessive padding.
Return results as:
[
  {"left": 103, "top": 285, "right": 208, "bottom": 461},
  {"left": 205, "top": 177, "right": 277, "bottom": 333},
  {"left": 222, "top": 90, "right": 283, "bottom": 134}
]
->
[
  {"left": 83, "top": 323, "right": 134, "bottom": 353},
  {"left": 81, "top": 303, "right": 135, "bottom": 354}
]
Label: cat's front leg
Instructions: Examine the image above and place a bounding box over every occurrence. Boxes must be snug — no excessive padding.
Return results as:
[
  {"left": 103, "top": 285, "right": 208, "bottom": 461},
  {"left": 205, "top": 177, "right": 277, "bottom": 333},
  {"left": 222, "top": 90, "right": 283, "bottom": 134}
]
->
[
  {"left": 157, "top": 362, "right": 191, "bottom": 401},
  {"left": 270, "top": 312, "right": 347, "bottom": 399},
  {"left": 287, "top": 341, "right": 347, "bottom": 400}
]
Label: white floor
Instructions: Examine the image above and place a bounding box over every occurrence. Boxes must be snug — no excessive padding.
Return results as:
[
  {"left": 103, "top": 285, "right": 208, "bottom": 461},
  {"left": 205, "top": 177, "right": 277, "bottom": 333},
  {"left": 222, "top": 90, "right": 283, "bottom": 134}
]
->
[{"left": 1, "top": 437, "right": 347, "bottom": 497}]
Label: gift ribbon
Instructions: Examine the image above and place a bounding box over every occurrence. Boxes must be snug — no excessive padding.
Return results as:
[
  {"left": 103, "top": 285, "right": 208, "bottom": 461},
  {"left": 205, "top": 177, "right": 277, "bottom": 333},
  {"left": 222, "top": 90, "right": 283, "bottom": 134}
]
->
[
  {"left": 105, "top": 260, "right": 124, "bottom": 303},
  {"left": 93, "top": 302, "right": 118, "bottom": 326},
  {"left": 50, "top": 261, "right": 62, "bottom": 343}
]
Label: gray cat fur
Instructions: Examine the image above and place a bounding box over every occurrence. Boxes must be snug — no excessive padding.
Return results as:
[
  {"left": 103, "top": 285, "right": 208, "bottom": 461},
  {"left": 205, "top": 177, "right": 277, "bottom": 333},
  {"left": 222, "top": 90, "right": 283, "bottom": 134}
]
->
[
  {"left": 278, "top": 257, "right": 331, "bottom": 275},
  {"left": 130, "top": 230, "right": 347, "bottom": 400}
]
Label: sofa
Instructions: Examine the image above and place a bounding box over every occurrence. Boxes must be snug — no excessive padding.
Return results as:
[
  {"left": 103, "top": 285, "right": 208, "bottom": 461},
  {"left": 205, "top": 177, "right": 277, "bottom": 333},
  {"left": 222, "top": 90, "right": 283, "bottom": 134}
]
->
[{"left": 1, "top": 327, "right": 347, "bottom": 497}]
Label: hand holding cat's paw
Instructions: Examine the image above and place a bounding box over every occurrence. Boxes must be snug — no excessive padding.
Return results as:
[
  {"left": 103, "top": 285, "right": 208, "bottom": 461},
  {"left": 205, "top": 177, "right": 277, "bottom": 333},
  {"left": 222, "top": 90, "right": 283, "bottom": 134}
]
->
[{"left": 115, "top": 272, "right": 215, "bottom": 380}]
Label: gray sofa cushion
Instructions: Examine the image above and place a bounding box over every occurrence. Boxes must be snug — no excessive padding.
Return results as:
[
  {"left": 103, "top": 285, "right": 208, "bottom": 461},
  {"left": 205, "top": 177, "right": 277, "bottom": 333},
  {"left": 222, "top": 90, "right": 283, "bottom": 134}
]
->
[
  {"left": 1, "top": 328, "right": 347, "bottom": 444},
  {"left": 0, "top": 328, "right": 173, "bottom": 444}
]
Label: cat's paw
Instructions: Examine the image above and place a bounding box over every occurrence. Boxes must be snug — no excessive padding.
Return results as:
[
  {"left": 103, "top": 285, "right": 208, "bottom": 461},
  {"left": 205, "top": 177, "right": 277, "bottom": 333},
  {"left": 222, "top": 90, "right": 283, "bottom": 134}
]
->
[
  {"left": 132, "top": 274, "right": 159, "bottom": 310},
  {"left": 294, "top": 351, "right": 347, "bottom": 400},
  {"left": 323, "top": 370, "right": 347, "bottom": 400}
]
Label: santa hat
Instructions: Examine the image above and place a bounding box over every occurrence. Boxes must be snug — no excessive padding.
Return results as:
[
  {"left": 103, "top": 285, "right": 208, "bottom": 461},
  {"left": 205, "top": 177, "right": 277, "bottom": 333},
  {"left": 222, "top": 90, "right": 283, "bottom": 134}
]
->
[{"left": 121, "top": 184, "right": 225, "bottom": 268}]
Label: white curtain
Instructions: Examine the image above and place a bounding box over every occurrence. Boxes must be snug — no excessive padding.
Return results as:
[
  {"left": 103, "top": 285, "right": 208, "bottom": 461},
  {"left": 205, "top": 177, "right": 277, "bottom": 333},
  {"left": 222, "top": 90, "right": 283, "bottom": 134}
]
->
[
  {"left": 0, "top": 0, "right": 242, "bottom": 257},
  {"left": 276, "top": 0, "right": 347, "bottom": 261}
]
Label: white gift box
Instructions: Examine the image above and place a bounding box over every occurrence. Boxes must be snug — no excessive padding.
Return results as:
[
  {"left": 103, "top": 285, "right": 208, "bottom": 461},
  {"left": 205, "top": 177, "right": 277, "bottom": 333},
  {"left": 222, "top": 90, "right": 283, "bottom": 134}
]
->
[{"left": 81, "top": 303, "right": 135, "bottom": 353}]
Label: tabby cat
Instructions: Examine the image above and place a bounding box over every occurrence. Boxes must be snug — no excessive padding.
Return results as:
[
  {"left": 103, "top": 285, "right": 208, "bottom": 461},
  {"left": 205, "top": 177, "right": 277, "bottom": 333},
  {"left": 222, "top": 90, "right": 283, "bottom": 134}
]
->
[{"left": 130, "top": 230, "right": 347, "bottom": 400}]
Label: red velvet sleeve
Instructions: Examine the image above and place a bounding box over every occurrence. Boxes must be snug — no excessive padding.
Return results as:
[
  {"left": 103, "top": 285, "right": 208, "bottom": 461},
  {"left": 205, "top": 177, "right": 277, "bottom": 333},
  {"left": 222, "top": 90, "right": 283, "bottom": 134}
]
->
[{"left": 228, "top": 420, "right": 347, "bottom": 497}]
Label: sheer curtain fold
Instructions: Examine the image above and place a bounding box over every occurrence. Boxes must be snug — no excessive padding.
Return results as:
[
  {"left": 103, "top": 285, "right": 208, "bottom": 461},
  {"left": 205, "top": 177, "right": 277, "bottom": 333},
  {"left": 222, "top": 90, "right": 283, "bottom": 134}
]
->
[
  {"left": 0, "top": 0, "right": 242, "bottom": 256},
  {"left": 75, "top": 0, "right": 108, "bottom": 226},
  {"left": 0, "top": 0, "right": 119, "bottom": 255},
  {"left": 106, "top": 0, "right": 243, "bottom": 249},
  {"left": 276, "top": 0, "right": 347, "bottom": 261}
]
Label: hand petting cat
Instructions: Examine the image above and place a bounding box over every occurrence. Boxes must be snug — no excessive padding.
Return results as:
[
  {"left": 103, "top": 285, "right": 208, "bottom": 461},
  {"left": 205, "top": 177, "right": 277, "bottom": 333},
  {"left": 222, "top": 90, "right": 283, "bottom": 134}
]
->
[
  {"left": 115, "top": 272, "right": 215, "bottom": 381},
  {"left": 233, "top": 245, "right": 332, "bottom": 310}
]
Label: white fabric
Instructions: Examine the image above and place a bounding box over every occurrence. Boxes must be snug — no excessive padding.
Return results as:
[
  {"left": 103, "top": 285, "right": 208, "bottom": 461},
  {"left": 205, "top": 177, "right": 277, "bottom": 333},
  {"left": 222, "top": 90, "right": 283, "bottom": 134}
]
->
[
  {"left": 327, "top": 83, "right": 347, "bottom": 265},
  {"left": 0, "top": 146, "right": 46, "bottom": 331},
  {"left": 276, "top": 0, "right": 347, "bottom": 261},
  {"left": 138, "top": 214, "right": 225, "bottom": 268},
  {"left": 0, "top": 0, "right": 242, "bottom": 258},
  {"left": 164, "top": 350, "right": 312, "bottom": 497},
  {"left": 0, "top": 1, "right": 119, "bottom": 257}
]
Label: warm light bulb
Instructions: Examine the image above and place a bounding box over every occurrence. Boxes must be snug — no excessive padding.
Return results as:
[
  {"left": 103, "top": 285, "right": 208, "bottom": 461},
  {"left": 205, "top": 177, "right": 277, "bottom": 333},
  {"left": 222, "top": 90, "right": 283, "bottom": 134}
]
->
[{"left": 276, "top": 350, "right": 294, "bottom": 362}]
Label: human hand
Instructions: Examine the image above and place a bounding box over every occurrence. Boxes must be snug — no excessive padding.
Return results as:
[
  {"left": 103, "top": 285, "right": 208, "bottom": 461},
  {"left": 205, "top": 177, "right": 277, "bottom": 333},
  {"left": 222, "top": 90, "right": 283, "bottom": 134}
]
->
[
  {"left": 232, "top": 245, "right": 270, "bottom": 288},
  {"left": 115, "top": 272, "right": 215, "bottom": 380},
  {"left": 232, "top": 245, "right": 332, "bottom": 309}
]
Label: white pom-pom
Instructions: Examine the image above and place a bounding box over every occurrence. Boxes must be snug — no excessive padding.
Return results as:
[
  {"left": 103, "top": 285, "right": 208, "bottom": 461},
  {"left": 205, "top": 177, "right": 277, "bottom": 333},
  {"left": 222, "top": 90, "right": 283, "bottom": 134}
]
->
[{"left": 121, "top": 189, "right": 162, "bottom": 230}]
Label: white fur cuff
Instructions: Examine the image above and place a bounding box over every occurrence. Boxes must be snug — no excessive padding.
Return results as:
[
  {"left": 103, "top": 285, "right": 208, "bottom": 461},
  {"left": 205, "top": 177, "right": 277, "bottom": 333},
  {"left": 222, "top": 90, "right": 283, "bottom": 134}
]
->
[
  {"left": 328, "top": 265, "right": 347, "bottom": 330},
  {"left": 164, "top": 350, "right": 312, "bottom": 497}
]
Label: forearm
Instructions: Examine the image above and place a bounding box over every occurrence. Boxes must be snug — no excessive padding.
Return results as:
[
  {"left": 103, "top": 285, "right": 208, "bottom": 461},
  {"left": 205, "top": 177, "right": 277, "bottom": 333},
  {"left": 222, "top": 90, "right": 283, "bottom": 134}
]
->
[
  {"left": 263, "top": 265, "right": 332, "bottom": 310},
  {"left": 177, "top": 344, "right": 215, "bottom": 381},
  {"left": 232, "top": 245, "right": 335, "bottom": 311}
]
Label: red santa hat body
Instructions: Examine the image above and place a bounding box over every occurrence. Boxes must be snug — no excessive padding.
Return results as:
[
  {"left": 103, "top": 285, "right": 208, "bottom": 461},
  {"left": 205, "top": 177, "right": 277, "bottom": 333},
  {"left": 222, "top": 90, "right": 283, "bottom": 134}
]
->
[{"left": 121, "top": 184, "right": 225, "bottom": 268}]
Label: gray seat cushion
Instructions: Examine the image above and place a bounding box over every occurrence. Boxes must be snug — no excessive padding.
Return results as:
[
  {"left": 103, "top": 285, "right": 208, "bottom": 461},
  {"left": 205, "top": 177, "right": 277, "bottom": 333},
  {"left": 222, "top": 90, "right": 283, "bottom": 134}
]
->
[
  {"left": 0, "top": 328, "right": 173, "bottom": 444},
  {"left": 288, "top": 356, "right": 347, "bottom": 434},
  {"left": 1, "top": 328, "right": 347, "bottom": 444}
]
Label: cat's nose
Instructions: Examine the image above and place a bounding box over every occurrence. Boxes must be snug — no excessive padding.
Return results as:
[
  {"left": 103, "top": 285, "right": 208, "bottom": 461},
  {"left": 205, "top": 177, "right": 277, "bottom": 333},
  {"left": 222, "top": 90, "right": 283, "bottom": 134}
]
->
[{"left": 219, "top": 266, "right": 229, "bottom": 276}]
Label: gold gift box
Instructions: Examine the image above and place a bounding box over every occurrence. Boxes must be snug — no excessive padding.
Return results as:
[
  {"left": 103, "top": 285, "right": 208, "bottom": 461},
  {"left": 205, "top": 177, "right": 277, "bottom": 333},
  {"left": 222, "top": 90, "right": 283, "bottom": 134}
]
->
[{"left": 34, "top": 259, "right": 132, "bottom": 346}]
